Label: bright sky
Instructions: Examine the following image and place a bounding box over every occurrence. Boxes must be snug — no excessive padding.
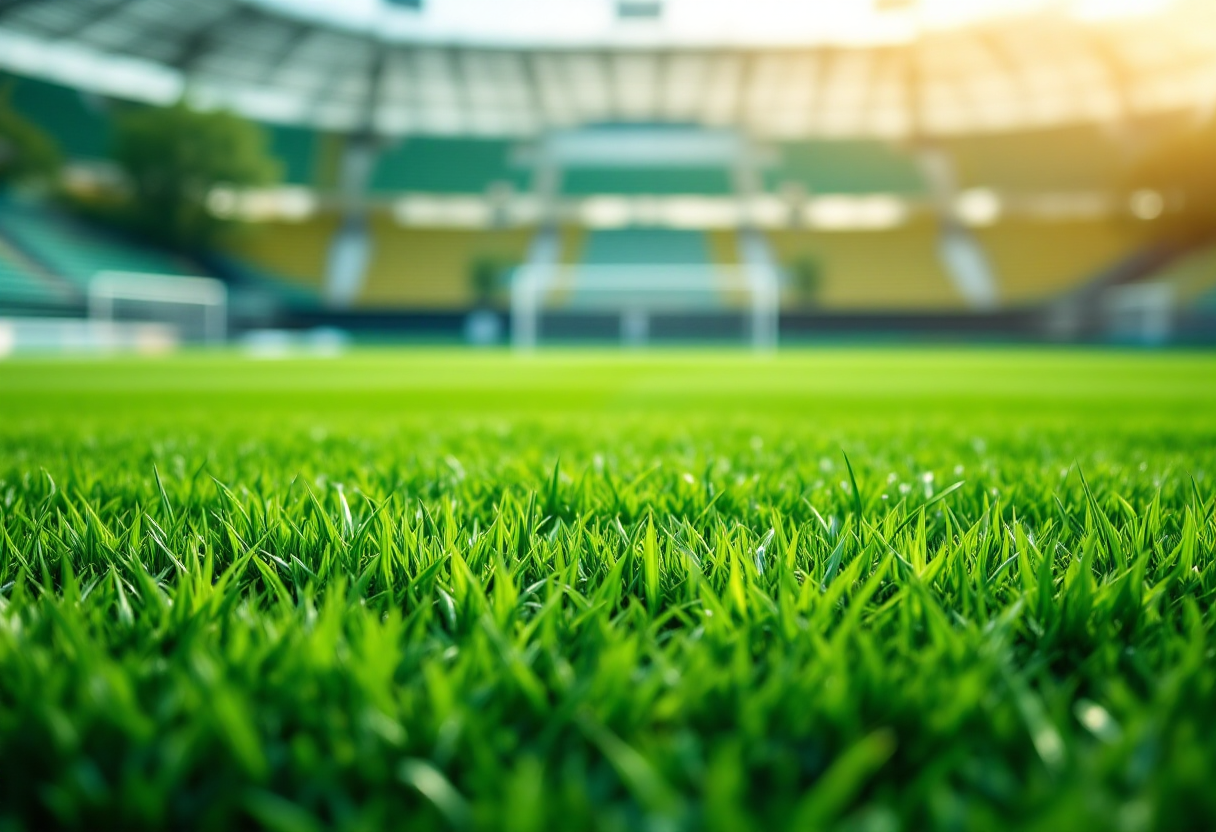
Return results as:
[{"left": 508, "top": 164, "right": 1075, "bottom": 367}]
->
[{"left": 253, "top": 0, "right": 1177, "bottom": 47}]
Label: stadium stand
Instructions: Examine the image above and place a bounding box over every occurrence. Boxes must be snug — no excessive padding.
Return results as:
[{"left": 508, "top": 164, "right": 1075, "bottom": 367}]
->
[
  {"left": 0, "top": 238, "right": 70, "bottom": 309},
  {"left": 563, "top": 168, "right": 734, "bottom": 196},
  {"left": 1145, "top": 243, "right": 1216, "bottom": 306},
  {"left": 267, "top": 125, "right": 324, "bottom": 188},
  {"left": 768, "top": 141, "right": 925, "bottom": 195},
  {"left": 975, "top": 219, "right": 1139, "bottom": 305},
  {"left": 220, "top": 217, "right": 337, "bottom": 290},
  {"left": 372, "top": 139, "right": 527, "bottom": 194},
  {"left": 768, "top": 220, "right": 962, "bottom": 310},
  {"left": 221, "top": 215, "right": 532, "bottom": 309},
  {"left": 557, "top": 226, "right": 588, "bottom": 265},
  {"left": 580, "top": 228, "right": 710, "bottom": 265},
  {"left": 706, "top": 230, "right": 741, "bottom": 266},
  {"left": 0, "top": 197, "right": 200, "bottom": 290},
  {"left": 945, "top": 119, "right": 1188, "bottom": 194},
  {"left": 359, "top": 218, "right": 532, "bottom": 308}
]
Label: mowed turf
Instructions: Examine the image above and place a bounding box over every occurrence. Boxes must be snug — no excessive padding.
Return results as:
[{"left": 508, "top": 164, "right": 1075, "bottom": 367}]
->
[{"left": 1, "top": 348, "right": 1214, "bottom": 832}]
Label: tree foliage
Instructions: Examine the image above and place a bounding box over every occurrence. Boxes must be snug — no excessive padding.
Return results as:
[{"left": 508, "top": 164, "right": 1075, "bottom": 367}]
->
[{"left": 112, "top": 101, "right": 280, "bottom": 250}]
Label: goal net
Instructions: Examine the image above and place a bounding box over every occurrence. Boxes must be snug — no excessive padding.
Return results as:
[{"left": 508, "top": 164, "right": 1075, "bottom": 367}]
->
[
  {"left": 511, "top": 264, "right": 779, "bottom": 350},
  {"left": 89, "top": 272, "right": 228, "bottom": 345}
]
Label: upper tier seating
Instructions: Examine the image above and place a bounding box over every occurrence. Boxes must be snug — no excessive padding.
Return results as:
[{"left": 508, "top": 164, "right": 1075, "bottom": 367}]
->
[{"left": 768, "top": 141, "right": 926, "bottom": 195}]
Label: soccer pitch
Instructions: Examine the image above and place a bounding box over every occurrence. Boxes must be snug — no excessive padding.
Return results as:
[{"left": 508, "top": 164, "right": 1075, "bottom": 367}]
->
[{"left": 1, "top": 348, "right": 1214, "bottom": 831}]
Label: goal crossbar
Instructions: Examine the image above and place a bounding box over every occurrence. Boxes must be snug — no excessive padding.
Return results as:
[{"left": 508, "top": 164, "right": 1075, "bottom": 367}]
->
[
  {"left": 89, "top": 271, "right": 228, "bottom": 345},
  {"left": 511, "top": 264, "right": 778, "bottom": 351}
]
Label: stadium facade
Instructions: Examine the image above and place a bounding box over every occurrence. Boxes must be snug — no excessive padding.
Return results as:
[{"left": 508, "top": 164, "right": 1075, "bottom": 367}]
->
[{"left": 0, "top": 0, "right": 1214, "bottom": 347}]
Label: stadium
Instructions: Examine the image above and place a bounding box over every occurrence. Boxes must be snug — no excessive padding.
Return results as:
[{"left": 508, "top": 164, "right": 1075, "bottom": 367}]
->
[
  {"left": 1, "top": 1, "right": 1215, "bottom": 830},
  {"left": 0, "top": 0, "right": 1213, "bottom": 347}
]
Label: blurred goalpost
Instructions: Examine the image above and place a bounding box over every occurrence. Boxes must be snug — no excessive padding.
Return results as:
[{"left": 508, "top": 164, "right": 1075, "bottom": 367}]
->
[
  {"left": 511, "top": 264, "right": 779, "bottom": 351},
  {"left": 89, "top": 272, "right": 228, "bottom": 345}
]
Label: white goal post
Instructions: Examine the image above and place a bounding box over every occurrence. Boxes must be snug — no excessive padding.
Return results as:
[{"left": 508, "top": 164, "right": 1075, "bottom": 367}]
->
[
  {"left": 89, "top": 272, "right": 228, "bottom": 345},
  {"left": 511, "top": 264, "right": 779, "bottom": 351}
]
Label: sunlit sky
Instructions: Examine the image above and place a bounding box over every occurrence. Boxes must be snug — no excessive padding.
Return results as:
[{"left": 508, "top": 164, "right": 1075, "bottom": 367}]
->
[{"left": 254, "top": 0, "right": 1177, "bottom": 46}]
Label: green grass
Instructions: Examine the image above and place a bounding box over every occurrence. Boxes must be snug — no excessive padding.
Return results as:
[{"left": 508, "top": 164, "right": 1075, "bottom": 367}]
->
[{"left": 1, "top": 348, "right": 1215, "bottom": 832}]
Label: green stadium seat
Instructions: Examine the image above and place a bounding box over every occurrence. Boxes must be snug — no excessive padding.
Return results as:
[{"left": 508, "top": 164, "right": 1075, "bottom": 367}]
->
[
  {"left": 266, "top": 124, "right": 322, "bottom": 187},
  {"left": 371, "top": 138, "right": 528, "bottom": 194},
  {"left": 0, "top": 199, "right": 200, "bottom": 289},
  {"left": 0, "top": 246, "right": 71, "bottom": 309},
  {"left": 767, "top": 141, "right": 926, "bottom": 195},
  {"left": 580, "top": 228, "right": 710, "bottom": 265},
  {"left": 562, "top": 168, "right": 733, "bottom": 196}
]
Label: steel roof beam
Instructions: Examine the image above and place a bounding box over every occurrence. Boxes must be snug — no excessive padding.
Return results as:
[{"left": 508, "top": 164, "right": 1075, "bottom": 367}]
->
[
  {"left": 0, "top": 0, "right": 44, "bottom": 22},
  {"left": 52, "top": 0, "right": 140, "bottom": 40},
  {"left": 255, "top": 19, "right": 316, "bottom": 86},
  {"left": 168, "top": 2, "right": 261, "bottom": 74}
]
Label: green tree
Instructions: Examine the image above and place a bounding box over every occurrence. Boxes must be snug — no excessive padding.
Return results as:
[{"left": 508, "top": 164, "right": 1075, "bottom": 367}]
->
[
  {"left": 0, "top": 82, "right": 61, "bottom": 188},
  {"left": 112, "top": 101, "right": 280, "bottom": 250},
  {"left": 1125, "top": 117, "right": 1216, "bottom": 245}
]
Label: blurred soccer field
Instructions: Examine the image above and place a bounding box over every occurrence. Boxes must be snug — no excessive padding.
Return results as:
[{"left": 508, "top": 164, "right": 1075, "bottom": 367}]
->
[{"left": 3, "top": 348, "right": 1214, "bottom": 428}]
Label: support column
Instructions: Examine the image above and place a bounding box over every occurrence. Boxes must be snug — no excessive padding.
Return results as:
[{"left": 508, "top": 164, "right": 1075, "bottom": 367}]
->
[
  {"left": 324, "top": 138, "right": 378, "bottom": 307},
  {"left": 512, "top": 136, "right": 565, "bottom": 350},
  {"left": 902, "top": 43, "right": 999, "bottom": 311},
  {"left": 324, "top": 47, "right": 386, "bottom": 308},
  {"left": 735, "top": 135, "right": 780, "bottom": 350},
  {"left": 917, "top": 147, "right": 1000, "bottom": 310}
]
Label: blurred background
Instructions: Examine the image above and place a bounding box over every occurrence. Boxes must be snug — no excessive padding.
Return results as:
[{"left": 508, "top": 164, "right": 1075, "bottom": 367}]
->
[{"left": 0, "top": 0, "right": 1214, "bottom": 355}]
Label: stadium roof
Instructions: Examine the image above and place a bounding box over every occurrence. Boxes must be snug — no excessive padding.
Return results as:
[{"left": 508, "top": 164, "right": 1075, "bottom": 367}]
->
[{"left": 0, "top": 0, "right": 1213, "bottom": 139}]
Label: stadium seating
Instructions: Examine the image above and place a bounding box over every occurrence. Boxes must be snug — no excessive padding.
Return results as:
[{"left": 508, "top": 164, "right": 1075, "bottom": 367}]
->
[
  {"left": 580, "top": 228, "right": 710, "bottom": 265},
  {"left": 1145, "top": 243, "right": 1216, "bottom": 307},
  {"left": 220, "top": 217, "right": 337, "bottom": 289},
  {"left": 359, "top": 217, "right": 533, "bottom": 308},
  {"left": 4, "top": 73, "right": 1189, "bottom": 322},
  {"left": 221, "top": 215, "right": 532, "bottom": 308},
  {"left": 942, "top": 121, "right": 1183, "bottom": 193},
  {"left": 767, "top": 140, "right": 925, "bottom": 195},
  {"left": 767, "top": 220, "right": 963, "bottom": 310},
  {"left": 267, "top": 124, "right": 323, "bottom": 187},
  {"left": 0, "top": 242, "right": 70, "bottom": 309},
  {"left": 563, "top": 168, "right": 733, "bottom": 196},
  {"left": 975, "top": 219, "right": 1138, "bottom": 304},
  {"left": 0, "top": 198, "right": 200, "bottom": 289},
  {"left": 372, "top": 138, "right": 528, "bottom": 193}
]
